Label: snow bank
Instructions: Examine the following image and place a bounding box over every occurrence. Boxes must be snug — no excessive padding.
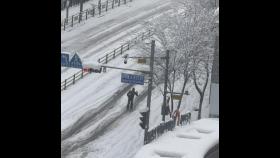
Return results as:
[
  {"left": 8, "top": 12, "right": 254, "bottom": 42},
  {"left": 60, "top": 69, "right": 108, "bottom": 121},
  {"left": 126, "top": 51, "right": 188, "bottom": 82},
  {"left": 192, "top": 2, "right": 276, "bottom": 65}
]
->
[{"left": 133, "top": 118, "right": 219, "bottom": 158}]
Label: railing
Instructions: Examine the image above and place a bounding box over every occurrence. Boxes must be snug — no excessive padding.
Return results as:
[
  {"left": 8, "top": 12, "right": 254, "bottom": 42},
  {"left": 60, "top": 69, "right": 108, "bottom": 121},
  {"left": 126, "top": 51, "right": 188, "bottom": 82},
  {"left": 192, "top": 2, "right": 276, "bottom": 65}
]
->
[
  {"left": 180, "top": 112, "right": 191, "bottom": 125},
  {"left": 61, "top": 69, "right": 91, "bottom": 91},
  {"left": 61, "top": 29, "right": 152, "bottom": 91},
  {"left": 98, "top": 30, "right": 152, "bottom": 64},
  {"left": 61, "top": 0, "right": 91, "bottom": 10},
  {"left": 145, "top": 112, "right": 191, "bottom": 144},
  {"left": 62, "top": 0, "right": 133, "bottom": 30}
]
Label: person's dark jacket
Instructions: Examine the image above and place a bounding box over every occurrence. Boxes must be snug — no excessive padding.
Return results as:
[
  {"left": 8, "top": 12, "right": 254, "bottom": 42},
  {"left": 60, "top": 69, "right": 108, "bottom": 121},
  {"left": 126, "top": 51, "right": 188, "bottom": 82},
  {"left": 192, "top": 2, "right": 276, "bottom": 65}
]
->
[{"left": 127, "top": 90, "right": 138, "bottom": 100}]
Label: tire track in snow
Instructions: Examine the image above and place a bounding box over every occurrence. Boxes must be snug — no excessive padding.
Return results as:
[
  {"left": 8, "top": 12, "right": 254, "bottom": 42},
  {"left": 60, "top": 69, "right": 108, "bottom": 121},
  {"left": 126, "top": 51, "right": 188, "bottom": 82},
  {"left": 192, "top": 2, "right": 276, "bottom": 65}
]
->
[
  {"left": 61, "top": 3, "right": 170, "bottom": 74},
  {"left": 61, "top": 84, "right": 158, "bottom": 157},
  {"left": 61, "top": 84, "right": 134, "bottom": 141}
]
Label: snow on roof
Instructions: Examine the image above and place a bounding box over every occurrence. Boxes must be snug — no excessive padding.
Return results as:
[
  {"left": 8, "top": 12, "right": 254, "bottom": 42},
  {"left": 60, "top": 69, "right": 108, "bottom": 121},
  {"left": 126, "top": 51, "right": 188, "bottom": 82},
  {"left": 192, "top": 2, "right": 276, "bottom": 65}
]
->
[{"left": 133, "top": 118, "right": 219, "bottom": 158}]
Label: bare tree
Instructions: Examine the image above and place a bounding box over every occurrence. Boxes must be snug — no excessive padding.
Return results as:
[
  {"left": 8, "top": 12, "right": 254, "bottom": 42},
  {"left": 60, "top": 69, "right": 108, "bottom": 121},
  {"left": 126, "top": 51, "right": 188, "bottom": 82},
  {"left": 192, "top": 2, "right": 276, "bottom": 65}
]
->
[
  {"left": 135, "top": 0, "right": 216, "bottom": 115},
  {"left": 171, "top": 0, "right": 216, "bottom": 111},
  {"left": 192, "top": 55, "right": 212, "bottom": 119},
  {"left": 135, "top": 13, "right": 185, "bottom": 115}
]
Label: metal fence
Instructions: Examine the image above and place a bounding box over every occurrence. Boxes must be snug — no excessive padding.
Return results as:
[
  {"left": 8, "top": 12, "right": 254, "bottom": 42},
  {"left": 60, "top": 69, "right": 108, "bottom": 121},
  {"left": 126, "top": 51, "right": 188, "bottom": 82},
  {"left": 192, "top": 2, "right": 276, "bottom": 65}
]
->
[
  {"left": 62, "top": 0, "right": 133, "bottom": 30},
  {"left": 98, "top": 30, "right": 152, "bottom": 64},
  {"left": 61, "top": 69, "right": 91, "bottom": 91},
  {"left": 61, "top": 30, "right": 152, "bottom": 91},
  {"left": 61, "top": 0, "right": 91, "bottom": 10},
  {"left": 145, "top": 112, "right": 191, "bottom": 144}
]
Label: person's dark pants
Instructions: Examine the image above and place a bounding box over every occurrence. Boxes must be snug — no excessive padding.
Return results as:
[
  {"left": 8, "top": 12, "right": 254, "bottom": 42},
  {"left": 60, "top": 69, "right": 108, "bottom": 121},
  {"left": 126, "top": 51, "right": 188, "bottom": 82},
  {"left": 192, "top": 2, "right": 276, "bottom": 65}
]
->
[{"left": 127, "top": 99, "right": 134, "bottom": 111}]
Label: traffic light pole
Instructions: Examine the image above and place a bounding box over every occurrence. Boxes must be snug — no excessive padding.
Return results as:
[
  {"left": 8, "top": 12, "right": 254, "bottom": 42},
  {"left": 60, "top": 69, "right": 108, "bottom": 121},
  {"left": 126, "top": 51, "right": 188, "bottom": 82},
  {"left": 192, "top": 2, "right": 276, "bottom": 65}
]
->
[{"left": 144, "top": 40, "right": 155, "bottom": 144}]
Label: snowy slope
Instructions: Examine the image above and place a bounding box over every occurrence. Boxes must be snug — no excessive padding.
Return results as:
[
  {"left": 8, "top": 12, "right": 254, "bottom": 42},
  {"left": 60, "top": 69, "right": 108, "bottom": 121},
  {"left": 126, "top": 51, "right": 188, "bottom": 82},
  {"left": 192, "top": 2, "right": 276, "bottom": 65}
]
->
[{"left": 63, "top": 76, "right": 211, "bottom": 158}]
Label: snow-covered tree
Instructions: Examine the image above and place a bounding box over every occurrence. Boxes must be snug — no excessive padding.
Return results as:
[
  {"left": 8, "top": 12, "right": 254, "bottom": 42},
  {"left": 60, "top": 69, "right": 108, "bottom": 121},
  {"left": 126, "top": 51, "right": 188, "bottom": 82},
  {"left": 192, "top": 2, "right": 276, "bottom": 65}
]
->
[
  {"left": 136, "top": 0, "right": 216, "bottom": 115},
  {"left": 176, "top": 0, "right": 216, "bottom": 118}
]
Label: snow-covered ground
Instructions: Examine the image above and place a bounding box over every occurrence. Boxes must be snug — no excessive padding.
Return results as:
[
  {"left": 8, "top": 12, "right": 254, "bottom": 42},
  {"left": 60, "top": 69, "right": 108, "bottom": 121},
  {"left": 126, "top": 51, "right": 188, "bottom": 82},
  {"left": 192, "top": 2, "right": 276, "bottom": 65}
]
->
[
  {"left": 61, "top": 0, "right": 104, "bottom": 20},
  {"left": 61, "top": 0, "right": 172, "bottom": 133},
  {"left": 61, "top": 0, "right": 215, "bottom": 158},
  {"left": 134, "top": 118, "right": 219, "bottom": 158},
  {"left": 63, "top": 69, "right": 211, "bottom": 157},
  {"left": 61, "top": 0, "right": 171, "bottom": 73}
]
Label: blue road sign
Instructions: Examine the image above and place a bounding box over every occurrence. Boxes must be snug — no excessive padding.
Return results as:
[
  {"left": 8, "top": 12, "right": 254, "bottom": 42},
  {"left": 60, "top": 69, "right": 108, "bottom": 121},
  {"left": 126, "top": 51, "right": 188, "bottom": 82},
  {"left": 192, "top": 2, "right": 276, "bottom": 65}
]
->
[
  {"left": 61, "top": 53, "right": 70, "bottom": 67},
  {"left": 121, "top": 73, "right": 145, "bottom": 85},
  {"left": 69, "top": 53, "right": 83, "bottom": 69}
]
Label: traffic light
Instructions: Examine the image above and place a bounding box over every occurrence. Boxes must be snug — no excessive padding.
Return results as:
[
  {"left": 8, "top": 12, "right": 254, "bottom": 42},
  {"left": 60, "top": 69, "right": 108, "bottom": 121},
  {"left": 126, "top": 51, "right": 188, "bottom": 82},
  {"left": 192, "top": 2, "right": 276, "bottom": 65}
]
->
[
  {"left": 90, "top": 67, "right": 102, "bottom": 73},
  {"left": 139, "top": 111, "right": 147, "bottom": 129},
  {"left": 83, "top": 67, "right": 102, "bottom": 73},
  {"left": 123, "top": 54, "right": 129, "bottom": 64}
]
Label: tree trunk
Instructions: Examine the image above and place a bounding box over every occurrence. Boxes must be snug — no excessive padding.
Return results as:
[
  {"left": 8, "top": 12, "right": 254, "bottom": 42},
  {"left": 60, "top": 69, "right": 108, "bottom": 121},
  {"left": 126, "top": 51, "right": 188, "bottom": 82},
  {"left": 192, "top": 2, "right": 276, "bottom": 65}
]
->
[
  {"left": 170, "top": 69, "right": 176, "bottom": 114},
  {"left": 197, "top": 93, "right": 204, "bottom": 119},
  {"left": 176, "top": 73, "right": 189, "bottom": 110},
  {"left": 193, "top": 60, "right": 210, "bottom": 120}
]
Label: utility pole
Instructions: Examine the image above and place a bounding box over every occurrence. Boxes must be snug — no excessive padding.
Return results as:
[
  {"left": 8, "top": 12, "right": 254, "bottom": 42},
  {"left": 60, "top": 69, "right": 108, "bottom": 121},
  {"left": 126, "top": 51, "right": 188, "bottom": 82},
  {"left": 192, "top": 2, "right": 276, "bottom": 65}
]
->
[
  {"left": 162, "top": 50, "right": 169, "bottom": 122},
  {"left": 98, "top": 0, "right": 101, "bottom": 16},
  {"left": 79, "top": 0, "right": 84, "bottom": 22},
  {"left": 66, "top": 0, "right": 70, "bottom": 23},
  {"left": 144, "top": 40, "right": 155, "bottom": 144}
]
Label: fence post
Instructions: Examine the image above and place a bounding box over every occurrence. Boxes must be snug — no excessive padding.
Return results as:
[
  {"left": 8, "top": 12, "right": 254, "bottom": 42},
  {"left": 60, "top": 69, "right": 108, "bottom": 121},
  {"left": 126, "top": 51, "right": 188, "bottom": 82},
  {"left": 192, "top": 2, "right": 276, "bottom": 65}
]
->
[
  {"left": 73, "top": 74, "right": 76, "bottom": 84},
  {"left": 106, "top": 0, "right": 108, "bottom": 12},
  {"left": 106, "top": 54, "right": 108, "bottom": 64},
  {"left": 93, "top": 8, "right": 95, "bottom": 17},
  {"left": 113, "top": 49, "right": 116, "bottom": 58},
  {"left": 127, "top": 43, "right": 130, "bottom": 50},
  {"left": 64, "top": 19, "right": 66, "bottom": 31},
  {"left": 64, "top": 79, "right": 67, "bottom": 90},
  {"left": 86, "top": 11, "right": 88, "bottom": 20},
  {"left": 81, "top": 70, "right": 84, "bottom": 78},
  {"left": 121, "top": 45, "right": 123, "bottom": 55},
  {"left": 71, "top": 15, "right": 74, "bottom": 27}
]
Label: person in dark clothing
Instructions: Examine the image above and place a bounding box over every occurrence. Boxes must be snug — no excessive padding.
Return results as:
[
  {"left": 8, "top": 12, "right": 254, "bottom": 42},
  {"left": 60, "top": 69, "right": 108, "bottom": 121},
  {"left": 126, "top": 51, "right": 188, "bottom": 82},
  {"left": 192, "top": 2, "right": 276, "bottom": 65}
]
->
[{"left": 127, "top": 88, "right": 138, "bottom": 111}]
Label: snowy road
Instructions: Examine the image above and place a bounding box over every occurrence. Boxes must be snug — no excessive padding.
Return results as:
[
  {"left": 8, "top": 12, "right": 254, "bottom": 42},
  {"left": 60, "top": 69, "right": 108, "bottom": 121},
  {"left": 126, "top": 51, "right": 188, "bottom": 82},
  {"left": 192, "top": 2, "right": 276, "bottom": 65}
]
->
[
  {"left": 61, "top": 0, "right": 172, "bottom": 133},
  {"left": 61, "top": 0, "right": 170, "bottom": 54},
  {"left": 61, "top": 0, "right": 171, "bottom": 74}
]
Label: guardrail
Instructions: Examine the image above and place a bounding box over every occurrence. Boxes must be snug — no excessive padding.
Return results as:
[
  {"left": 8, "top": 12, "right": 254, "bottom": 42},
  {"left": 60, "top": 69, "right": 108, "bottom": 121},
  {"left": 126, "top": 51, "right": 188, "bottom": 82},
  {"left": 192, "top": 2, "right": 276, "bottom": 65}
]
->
[
  {"left": 61, "top": 29, "right": 152, "bottom": 91},
  {"left": 62, "top": 0, "right": 133, "bottom": 30},
  {"left": 61, "top": 69, "right": 91, "bottom": 91},
  {"left": 145, "top": 112, "right": 191, "bottom": 144},
  {"left": 98, "top": 30, "right": 152, "bottom": 64},
  {"left": 61, "top": 0, "right": 91, "bottom": 10}
]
